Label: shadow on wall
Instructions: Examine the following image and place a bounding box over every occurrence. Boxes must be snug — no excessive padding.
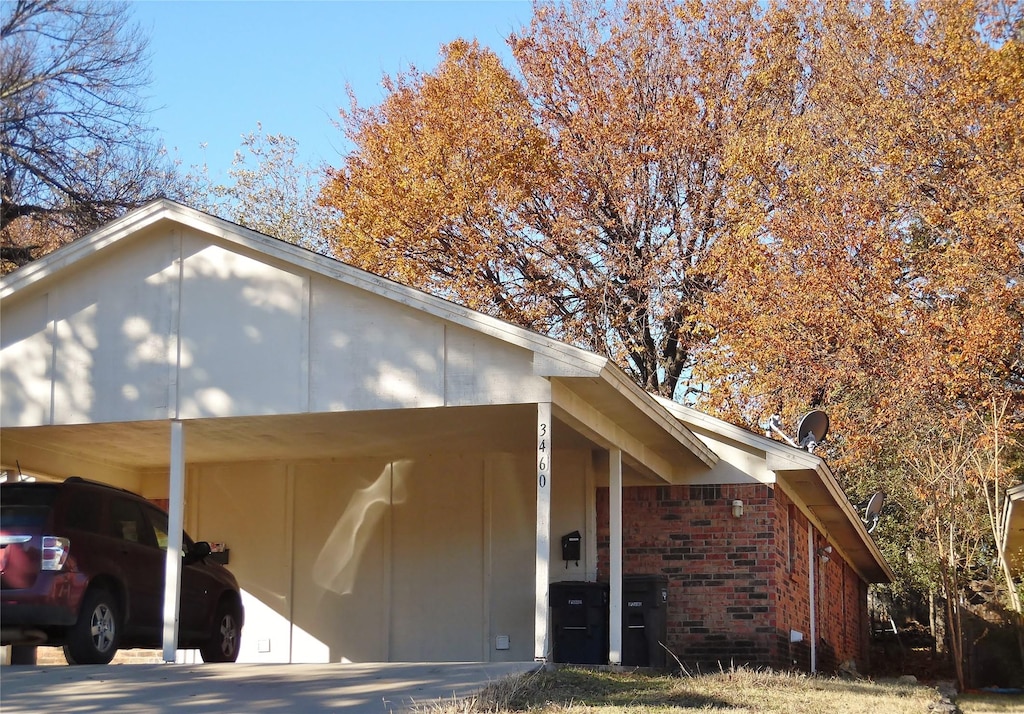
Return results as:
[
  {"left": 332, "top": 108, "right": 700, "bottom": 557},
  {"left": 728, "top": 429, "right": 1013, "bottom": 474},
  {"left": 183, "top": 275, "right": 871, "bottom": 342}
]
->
[
  {"left": 0, "top": 232, "right": 450, "bottom": 429},
  {"left": 312, "top": 462, "right": 409, "bottom": 597}
]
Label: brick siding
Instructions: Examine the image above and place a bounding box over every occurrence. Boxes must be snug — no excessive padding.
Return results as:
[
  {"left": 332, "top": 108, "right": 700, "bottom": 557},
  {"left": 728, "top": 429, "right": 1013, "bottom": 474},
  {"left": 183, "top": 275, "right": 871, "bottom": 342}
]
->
[{"left": 597, "top": 483, "right": 871, "bottom": 673}]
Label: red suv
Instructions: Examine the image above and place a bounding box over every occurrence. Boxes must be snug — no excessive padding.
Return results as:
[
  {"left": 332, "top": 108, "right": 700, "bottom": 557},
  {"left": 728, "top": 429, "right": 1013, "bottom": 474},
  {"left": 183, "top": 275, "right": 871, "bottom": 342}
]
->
[{"left": 1, "top": 477, "right": 243, "bottom": 664}]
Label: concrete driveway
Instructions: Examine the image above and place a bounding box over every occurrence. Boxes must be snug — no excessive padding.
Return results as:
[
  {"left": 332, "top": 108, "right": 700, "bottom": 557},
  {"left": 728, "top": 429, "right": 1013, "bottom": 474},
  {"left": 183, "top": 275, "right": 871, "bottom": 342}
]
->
[{"left": 0, "top": 661, "right": 541, "bottom": 713}]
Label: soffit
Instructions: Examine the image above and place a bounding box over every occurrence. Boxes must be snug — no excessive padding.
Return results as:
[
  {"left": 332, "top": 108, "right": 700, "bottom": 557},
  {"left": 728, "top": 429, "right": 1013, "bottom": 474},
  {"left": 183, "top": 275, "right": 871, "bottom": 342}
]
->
[{"left": 1, "top": 404, "right": 602, "bottom": 477}]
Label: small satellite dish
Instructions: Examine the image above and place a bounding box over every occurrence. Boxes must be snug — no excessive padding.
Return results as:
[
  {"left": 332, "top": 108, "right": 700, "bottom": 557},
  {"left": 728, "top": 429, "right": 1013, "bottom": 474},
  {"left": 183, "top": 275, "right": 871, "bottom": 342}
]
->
[
  {"left": 796, "top": 411, "right": 829, "bottom": 453},
  {"left": 863, "top": 491, "right": 885, "bottom": 533}
]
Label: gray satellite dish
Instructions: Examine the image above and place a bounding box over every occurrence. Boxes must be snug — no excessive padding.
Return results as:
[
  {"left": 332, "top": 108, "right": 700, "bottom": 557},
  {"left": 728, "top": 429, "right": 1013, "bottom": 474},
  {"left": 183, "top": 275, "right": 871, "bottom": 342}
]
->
[
  {"left": 796, "top": 410, "right": 829, "bottom": 453},
  {"left": 863, "top": 491, "right": 885, "bottom": 533}
]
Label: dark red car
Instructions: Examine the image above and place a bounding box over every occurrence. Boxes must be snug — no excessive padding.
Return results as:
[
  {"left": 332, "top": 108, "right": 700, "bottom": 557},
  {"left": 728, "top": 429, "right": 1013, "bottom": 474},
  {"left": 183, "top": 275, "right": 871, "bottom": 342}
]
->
[{"left": 1, "top": 477, "right": 243, "bottom": 664}]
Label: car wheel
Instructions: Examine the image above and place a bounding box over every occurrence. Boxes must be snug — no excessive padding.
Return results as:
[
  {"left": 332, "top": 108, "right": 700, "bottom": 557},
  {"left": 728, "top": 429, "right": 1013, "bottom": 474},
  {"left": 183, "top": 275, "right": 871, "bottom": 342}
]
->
[
  {"left": 199, "top": 600, "right": 241, "bottom": 663},
  {"left": 63, "top": 588, "right": 120, "bottom": 665}
]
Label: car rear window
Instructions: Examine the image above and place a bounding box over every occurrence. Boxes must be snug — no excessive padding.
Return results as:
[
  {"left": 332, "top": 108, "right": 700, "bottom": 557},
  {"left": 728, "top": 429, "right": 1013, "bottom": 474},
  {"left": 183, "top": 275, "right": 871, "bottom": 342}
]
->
[
  {"left": 0, "top": 484, "right": 58, "bottom": 527},
  {"left": 65, "top": 489, "right": 103, "bottom": 533}
]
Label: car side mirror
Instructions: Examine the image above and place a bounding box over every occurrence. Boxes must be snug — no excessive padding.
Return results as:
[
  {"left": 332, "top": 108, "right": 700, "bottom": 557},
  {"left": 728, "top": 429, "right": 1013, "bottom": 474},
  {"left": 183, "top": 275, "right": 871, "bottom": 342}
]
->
[{"left": 185, "top": 541, "right": 212, "bottom": 565}]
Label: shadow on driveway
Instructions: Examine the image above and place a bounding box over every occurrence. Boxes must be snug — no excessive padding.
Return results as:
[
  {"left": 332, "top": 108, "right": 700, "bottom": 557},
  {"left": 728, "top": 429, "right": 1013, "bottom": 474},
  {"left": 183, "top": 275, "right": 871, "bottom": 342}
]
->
[{"left": 0, "top": 661, "right": 541, "bottom": 713}]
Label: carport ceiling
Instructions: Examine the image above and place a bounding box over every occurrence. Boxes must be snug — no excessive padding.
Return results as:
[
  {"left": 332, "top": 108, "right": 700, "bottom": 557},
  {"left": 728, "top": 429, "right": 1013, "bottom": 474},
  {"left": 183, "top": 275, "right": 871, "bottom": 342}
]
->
[{"left": 2, "top": 404, "right": 599, "bottom": 476}]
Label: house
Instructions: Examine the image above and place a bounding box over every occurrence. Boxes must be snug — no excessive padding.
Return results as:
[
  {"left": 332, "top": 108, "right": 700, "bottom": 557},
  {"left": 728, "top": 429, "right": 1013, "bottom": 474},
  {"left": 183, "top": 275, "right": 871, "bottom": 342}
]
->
[
  {"left": 1003, "top": 483, "right": 1024, "bottom": 580},
  {"left": 0, "top": 200, "right": 892, "bottom": 671}
]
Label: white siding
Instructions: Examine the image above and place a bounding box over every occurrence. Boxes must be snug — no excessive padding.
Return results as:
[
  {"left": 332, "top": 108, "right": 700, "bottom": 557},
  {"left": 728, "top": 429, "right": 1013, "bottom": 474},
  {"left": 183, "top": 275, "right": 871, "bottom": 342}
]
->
[
  {"left": 177, "top": 238, "right": 306, "bottom": 418},
  {"left": 308, "top": 275, "right": 445, "bottom": 412},
  {"left": 0, "top": 291, "right": 52, "bottom": 426}
]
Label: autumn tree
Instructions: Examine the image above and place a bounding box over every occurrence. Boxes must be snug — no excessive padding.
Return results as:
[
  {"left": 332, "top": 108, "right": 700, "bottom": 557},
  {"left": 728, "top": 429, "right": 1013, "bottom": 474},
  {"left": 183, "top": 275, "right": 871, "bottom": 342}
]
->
[
  {"left": 322, "top": 0, "right": 799, "bottom": 397},
  {"left": 695, "top": 0, "right": 1023, "bottom": 451},
  {"left": 173, "top": 125, "right": 332, "bottom": 254},
  {"left": 691, "top": 0, "right": 1024, "bottom": 677},
  {"left": 1, "top": 0, "right": 167, "bottom": 271}
]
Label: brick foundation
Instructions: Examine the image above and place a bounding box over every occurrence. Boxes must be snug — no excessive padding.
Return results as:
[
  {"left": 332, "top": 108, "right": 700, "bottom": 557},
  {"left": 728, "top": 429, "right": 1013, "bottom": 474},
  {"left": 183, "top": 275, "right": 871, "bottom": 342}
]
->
[{"left": 597, "top": 483, "right": 870, "bottom": 673}]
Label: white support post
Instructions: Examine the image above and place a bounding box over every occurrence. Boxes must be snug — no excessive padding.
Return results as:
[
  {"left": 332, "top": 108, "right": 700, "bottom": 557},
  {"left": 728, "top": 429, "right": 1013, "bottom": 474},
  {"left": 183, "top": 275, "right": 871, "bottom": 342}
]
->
[
  {"left": 609, "top": 448, "right": 623, "bottom": 665},
  {"left": 162, "top": 420, "right": 185, "bottom": 663},
  {"left": 534, "top": 402, "right": 552, "bottom": 661}
]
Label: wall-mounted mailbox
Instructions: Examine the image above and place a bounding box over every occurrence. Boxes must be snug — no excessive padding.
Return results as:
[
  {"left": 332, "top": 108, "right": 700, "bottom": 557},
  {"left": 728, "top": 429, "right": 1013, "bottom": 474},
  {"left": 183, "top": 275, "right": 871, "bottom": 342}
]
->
[
  {"left": 562, "top": 530, "right": 581, "bottom": 564},
  {"left": 209, "top": 542, "right": 229, "bottom": 565}
]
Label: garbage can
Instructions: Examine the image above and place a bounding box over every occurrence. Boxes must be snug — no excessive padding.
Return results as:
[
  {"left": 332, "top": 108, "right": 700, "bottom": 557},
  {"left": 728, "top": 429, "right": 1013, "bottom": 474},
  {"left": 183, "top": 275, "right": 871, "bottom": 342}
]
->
[
  {"left": 622, "top": 574, "right": 669, "bottom": 667},
  {"left": 549, "top": 581, "right": 609, "bottom": 664}
]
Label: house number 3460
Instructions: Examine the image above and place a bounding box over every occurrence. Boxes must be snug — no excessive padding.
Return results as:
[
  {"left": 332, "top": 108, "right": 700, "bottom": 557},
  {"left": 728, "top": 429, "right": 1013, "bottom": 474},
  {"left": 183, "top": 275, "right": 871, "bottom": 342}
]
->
[{"left": 538, "top": 422, "right": 549, "bottom": 488}]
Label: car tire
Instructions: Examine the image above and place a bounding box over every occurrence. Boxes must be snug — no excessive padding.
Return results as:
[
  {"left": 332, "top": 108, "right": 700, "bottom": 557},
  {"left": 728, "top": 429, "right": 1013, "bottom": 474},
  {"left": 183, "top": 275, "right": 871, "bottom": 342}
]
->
[
  {"left": 63, "top": 588, "right": 120, "bottom": 665},
  {"left": 199, "top": 600, "right": 241, "bottom": 663},
  {"left": 9, "top": 645, "right": 38, "bottom": 665}
]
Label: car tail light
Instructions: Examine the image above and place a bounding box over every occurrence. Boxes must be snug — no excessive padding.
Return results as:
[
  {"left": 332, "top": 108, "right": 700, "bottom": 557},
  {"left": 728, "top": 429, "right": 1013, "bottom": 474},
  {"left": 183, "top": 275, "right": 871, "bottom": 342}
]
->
[{"left": 41, "top": 536, "right": 70, "bottom": 571}]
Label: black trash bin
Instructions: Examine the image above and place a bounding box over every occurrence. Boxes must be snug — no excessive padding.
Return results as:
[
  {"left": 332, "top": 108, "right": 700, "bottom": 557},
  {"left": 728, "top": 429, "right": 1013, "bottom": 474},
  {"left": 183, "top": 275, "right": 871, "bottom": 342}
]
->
[
  {"left": 622, "top": 574, "right": 669, "bottom": 668},
  {"left": 549, "top": 580, "right": 609, "bottom": 664}
]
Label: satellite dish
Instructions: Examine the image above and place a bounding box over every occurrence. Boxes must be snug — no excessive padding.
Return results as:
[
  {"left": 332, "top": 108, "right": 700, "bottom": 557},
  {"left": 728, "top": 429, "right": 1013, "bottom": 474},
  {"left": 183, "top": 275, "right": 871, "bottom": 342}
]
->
[
  {"left": 863, "top": 491, "right": 885, "bottom": 533},
  {"left": 796, "top": 410, "right": 829, "bottom": 453}
]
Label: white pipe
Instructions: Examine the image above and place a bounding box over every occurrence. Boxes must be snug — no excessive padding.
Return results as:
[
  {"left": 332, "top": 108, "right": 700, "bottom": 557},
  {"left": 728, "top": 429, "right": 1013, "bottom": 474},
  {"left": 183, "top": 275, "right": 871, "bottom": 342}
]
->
[
  {"left": 808, "top": 526, "right": 816, "bottom": 673},
  {"left": 609, "top": 449, "right": 623, "bottom": 665},
  {"left": 162, "top": 420, "right": 185, "bottom": 663}
]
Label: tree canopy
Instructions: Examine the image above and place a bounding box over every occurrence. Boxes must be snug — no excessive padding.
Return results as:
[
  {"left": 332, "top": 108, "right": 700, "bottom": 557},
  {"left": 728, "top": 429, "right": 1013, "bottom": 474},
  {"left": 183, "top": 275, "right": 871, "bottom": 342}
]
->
[
  {"left": 321, "top": 0, "right": 1024, "bottom": 644},
  {"left": 1, "top": 0, "right": 166, "bottom": 272},
  {"left": 323, "top": 0, "right": 796, "bottom": 398}
]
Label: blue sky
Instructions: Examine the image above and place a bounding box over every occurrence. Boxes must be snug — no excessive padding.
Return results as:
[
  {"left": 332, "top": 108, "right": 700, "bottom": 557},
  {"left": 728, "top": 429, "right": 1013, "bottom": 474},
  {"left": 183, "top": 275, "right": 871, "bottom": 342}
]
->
[{"left": 132, "top": 1, "right": 532, "bottom": 180}]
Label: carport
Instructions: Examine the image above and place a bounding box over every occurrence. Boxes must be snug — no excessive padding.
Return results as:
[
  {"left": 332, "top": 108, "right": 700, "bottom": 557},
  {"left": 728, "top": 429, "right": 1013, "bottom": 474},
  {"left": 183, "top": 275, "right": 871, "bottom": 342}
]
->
[{"left": 1, "top": 200, "right": 716, "bottom": 665}]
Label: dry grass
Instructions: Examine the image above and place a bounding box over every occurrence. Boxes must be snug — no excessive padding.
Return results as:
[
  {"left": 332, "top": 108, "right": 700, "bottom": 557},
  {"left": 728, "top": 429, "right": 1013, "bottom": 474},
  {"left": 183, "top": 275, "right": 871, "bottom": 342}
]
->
[
  {"left": 422, "top": 666, "right": 944, "bottom": 714},
  {"left": 957, "top": 692, "right": 1024, "bottom": 714}
]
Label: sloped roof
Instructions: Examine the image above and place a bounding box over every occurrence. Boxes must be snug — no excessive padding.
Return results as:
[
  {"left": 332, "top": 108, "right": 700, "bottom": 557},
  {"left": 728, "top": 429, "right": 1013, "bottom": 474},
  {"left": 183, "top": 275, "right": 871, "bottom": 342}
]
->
[
  {"left": 1, "top": 199, "right": 717, "bottom": 475},
  {"left": 654, "top": 397, "right": 895, "bottom": 583}
]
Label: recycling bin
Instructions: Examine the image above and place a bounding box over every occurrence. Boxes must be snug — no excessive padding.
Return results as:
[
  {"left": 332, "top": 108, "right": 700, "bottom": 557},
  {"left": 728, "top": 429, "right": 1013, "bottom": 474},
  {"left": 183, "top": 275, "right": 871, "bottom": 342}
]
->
[
  {"left": 621, "top": 574, "right": 669, "bottom": 667},
  {"left": 549, "top": 580, "right": 609, "bottom": 664}
]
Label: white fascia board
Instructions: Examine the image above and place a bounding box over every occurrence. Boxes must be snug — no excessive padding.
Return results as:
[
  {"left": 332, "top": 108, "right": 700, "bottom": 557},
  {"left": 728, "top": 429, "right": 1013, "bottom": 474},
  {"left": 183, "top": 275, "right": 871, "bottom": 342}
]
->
[
  {"left": 0, "top": 199, "right": 173, "bottom": 299},
  {"left": 602, "top": 368, "right": 718, "bottom": 468},
  {"left": 1, "top": 200, "right": 607, "bottom": 378},
  {"left": 652, "top": 395, "right": 810, "bottom": 465},
  {"left": 1003, "top": 483, "right": 1024, "bottom": 557}
]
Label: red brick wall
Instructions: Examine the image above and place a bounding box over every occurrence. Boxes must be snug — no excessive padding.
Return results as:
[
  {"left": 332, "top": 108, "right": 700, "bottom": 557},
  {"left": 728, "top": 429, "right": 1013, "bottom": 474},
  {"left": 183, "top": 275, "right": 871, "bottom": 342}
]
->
[
  {"left": 597, "top": 482, "right": 872, "bottom": 672},
  {"left": 774, "top": 487, "right": 812, "bottom": 670},
  {"left": 597, "top": 483, "right": 779, "bottom": 668}
]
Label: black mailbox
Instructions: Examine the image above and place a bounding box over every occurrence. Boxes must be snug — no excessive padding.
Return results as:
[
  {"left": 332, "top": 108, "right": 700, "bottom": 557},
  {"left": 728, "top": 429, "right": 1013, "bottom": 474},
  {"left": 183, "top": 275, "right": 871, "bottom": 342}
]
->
[{"left": 561, "top": 530, "right": 581, "bottom": 563}]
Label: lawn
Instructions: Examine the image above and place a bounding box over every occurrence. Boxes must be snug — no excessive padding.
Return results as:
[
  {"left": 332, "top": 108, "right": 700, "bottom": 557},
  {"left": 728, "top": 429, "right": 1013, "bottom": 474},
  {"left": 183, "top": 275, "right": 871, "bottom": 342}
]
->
[
  {"left": 429, "top": 666, "right": 950, "bottom": 714},
  {"left": 957, "top": 692, "right": 1024, "bottom": 713}
]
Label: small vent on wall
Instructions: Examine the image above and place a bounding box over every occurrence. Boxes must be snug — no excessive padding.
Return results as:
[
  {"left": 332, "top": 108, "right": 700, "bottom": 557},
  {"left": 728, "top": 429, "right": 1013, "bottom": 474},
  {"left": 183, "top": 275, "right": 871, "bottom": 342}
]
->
[{"left": 689, "top": 485, "right": 721, "bottom": 502}]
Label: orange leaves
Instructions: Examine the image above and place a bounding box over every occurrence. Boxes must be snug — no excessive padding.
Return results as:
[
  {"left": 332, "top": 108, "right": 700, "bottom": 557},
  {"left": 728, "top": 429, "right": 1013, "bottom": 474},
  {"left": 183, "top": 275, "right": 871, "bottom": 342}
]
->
[
  {"left": 321, "top": 40, "right": 554, "bottom": 317},
  {"left": 321, "top": 0, "right": 1022, "bottom": 428}
]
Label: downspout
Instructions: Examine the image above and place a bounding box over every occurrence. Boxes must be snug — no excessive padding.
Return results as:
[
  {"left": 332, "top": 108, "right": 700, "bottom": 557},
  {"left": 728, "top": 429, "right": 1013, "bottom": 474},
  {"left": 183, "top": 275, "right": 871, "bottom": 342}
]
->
[{"left": 808, "top": 525, "right": 816, "bottom": 673}]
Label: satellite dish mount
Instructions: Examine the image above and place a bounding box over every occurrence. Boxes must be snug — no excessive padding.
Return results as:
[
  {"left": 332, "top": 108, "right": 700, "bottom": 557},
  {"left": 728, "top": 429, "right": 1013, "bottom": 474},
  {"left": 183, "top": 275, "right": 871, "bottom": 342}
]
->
[
  {"left": 766, "top": 410, "right": 830, "bottom": 454},
  {"left": 863, "top": 491, "right": 885, "bottom": 534}
]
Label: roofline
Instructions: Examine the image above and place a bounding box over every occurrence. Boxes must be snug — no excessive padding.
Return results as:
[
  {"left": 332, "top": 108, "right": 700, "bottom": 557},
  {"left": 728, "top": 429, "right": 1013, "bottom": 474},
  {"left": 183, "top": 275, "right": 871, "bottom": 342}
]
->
[
  {"left": 0, "top": 199, "right": 608, "bottom": 378},
  {"left": 653, "top": 396, "right": 895, "bottom": 583},
  {"left": 600, "top": 370, "right": 718, "bottom": 469},
  {"left": 1002, "top": 482, "right": 1024, "bottom": 558},
  {"left": 651, "top": 398, "right": 821, "bottom": 467}
]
